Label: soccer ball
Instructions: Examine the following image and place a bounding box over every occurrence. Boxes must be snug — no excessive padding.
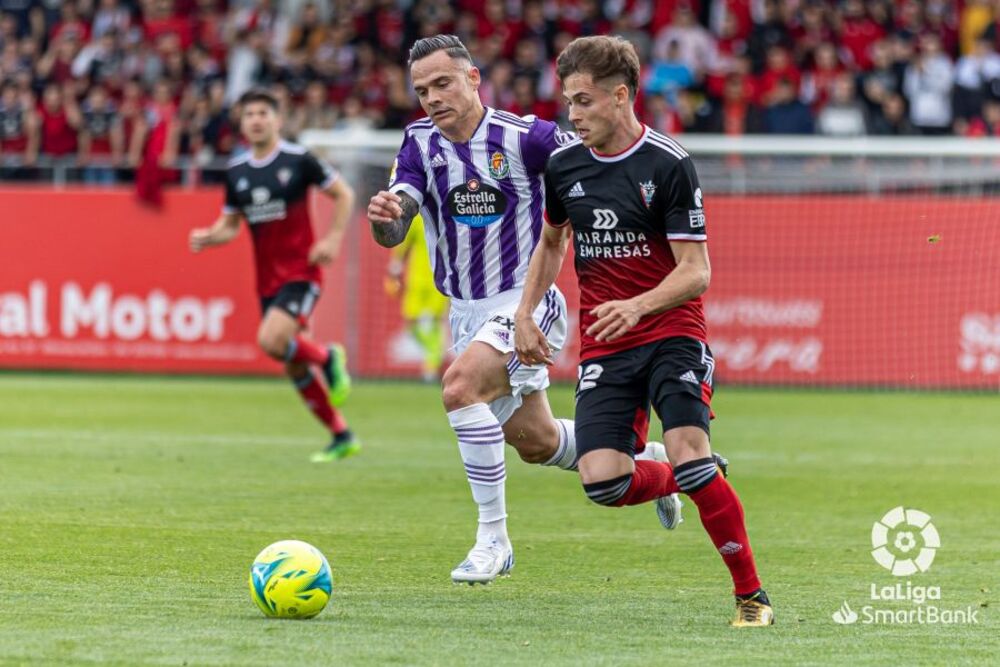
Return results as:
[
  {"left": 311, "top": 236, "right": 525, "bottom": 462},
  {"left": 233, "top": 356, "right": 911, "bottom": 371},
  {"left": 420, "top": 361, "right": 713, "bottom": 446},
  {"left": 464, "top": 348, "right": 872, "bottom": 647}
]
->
[{"left": 249, "top": 540, "right": 332, "bottom": 619}]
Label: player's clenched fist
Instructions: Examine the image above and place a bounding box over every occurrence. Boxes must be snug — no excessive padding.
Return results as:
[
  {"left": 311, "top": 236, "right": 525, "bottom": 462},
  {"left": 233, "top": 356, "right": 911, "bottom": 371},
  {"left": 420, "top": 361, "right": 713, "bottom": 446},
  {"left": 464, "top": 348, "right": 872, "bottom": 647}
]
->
[
  {"left": 368, "top": 190, "right": 403, "bottom": 224},
  {"left": 189, "top": 228, "right": 213, "bottom": 253}
]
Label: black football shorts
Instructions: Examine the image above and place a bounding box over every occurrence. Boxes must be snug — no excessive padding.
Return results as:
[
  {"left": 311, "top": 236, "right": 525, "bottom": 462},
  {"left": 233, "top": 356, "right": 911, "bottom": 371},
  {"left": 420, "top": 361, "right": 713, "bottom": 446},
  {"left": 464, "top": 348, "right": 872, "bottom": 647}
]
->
[
  {"left": 259, "top": 281, "right": 321, "bottom": 325},
  {"left": 574, "top": 336, "right": 715, "bottom": 458}
]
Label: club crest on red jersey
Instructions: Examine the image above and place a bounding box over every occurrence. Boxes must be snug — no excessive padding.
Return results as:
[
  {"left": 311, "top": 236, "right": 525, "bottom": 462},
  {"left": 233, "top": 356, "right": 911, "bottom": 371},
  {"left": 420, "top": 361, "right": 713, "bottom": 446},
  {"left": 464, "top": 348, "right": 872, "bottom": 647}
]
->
[{"left": 640, "top": 180, "right": 657, "bottom": 208}]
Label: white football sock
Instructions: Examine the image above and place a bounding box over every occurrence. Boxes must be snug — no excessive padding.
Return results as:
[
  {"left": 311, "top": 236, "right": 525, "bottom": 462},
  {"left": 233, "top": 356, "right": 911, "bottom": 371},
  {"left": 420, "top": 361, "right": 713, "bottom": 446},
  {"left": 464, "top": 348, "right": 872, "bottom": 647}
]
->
[
  {"left": 448, "top": 403, "right": 508, "bottom": 543},
  {"left": 543, "top": 418, "right": 578, "bottom": 471}
]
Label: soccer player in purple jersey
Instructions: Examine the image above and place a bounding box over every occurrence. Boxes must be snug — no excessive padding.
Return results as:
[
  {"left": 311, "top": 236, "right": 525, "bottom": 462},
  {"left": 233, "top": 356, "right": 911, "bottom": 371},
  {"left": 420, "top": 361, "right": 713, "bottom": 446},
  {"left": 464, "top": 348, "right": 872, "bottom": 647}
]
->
[{"left": 367, "top": 35, "right": 676, "bottom": 585}]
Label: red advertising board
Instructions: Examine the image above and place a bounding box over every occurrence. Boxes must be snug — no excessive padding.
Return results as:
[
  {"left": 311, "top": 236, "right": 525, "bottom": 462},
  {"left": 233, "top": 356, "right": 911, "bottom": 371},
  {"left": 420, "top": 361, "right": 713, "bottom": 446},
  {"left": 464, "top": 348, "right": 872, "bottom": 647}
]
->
[{"left": 1, "top": 188, "right": 999, "bottom": 388}]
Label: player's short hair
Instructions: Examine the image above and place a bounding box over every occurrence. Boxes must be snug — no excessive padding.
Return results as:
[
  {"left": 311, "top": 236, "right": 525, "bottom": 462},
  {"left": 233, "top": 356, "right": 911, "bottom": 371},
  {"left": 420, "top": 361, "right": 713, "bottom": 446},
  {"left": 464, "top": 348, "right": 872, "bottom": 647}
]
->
[
  {"left": 238, "top": 88, "right": 280, "bottom": 112},
  {"left": 407, "top": 34, "right": 474, "bottom": 68},
  {"left": 556, "top": 36, "right": 641, "bottom": 99}
]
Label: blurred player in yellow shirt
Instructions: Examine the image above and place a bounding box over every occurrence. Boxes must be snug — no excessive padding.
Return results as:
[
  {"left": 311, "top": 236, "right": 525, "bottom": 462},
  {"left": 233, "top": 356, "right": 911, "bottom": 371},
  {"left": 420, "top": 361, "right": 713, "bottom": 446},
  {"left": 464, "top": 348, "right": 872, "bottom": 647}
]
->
[{"left": 385, "top": 214, "right": 449, "bottom": 381}]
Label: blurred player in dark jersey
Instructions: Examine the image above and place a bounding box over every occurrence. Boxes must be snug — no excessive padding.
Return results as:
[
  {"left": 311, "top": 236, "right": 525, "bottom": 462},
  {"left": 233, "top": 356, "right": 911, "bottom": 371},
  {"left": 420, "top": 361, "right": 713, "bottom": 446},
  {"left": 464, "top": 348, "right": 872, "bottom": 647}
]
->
[
  {"left": 514, "top": 36, "right": 773, "bottom": 627},
  {"left": 189, "top": 89, "right": 359, "bottom": 462}
]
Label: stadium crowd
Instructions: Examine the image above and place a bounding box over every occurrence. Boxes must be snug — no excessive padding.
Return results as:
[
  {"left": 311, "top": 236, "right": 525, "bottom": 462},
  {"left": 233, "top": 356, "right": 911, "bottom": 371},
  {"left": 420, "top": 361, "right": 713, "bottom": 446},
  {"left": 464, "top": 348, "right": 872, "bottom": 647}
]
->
[{"left": 3, "top": 0, "right": 1000, "bottom": 181}]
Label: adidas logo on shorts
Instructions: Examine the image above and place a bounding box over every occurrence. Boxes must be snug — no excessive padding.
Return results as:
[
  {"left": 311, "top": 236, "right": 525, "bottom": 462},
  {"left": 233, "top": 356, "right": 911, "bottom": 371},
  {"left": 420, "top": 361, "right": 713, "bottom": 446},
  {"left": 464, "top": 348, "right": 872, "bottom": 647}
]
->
[{"left": 679, "top": 370, "right": 699, "bottom": 384}]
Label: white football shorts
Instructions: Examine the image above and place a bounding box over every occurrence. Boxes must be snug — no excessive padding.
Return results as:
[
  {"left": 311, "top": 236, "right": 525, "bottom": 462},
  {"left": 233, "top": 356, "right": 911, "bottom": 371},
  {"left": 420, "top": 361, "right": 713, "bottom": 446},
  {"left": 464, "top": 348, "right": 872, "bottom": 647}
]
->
[{"left": 449, "top": 286, "right": 568, "bottom": 424}]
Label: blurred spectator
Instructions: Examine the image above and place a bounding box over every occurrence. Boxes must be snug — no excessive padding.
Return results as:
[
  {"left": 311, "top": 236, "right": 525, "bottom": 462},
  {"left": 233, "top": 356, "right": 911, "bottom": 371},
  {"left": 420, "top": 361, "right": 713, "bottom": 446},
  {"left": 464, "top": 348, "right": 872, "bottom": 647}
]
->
[
  {"left": 479, "top": 58, "right": 515, "bottom": 110},
  {"left": 645, "top": 39, "right": 695, "bottom": 105},
  {"left": 287, "top": 80, "right": 337, "bottom": 135},
  {"left": 143, "top": 0, "right": 194, "bottom": 50},
  {"left": 71, "top": 28, "right": 125, "bottom": 87},
  {"left": 225, "top": 28, "right": 265, "bottom": 104},
  {"left": 816, "top": 73, "right": 868, "bottom": 136},
  {"left": 652, "top": 5, "right": 716, "bottom": 81},
  {"left": 286, "top": 2, "right": 326, "bottom": 58},
  {"left": 78, "top": 84, "right": 124, "bottom": 183},
  {"left": 903, "top": 34, "right": 955, "bottom": 134},
  {"left": 758, "top": 45, "right": 801, "bottom": 105},
  {"left": 38, "top": 83, "right": 81, "bottom": 158},
  {"left": 0, "top": 80, "right": 37, "bottom": 166},
  {"left": 965, "top": 97, "right": 1000, "bottom": 136},
  {"left": 961, "top": 0, "right": 994, "bottom": 56},
  {"left": 800, "top": 41, "right": 842, "bottom": 109},
  {"left": 91, "top": 0, "right": 132, "bottom": 40},
  {"left": 747, "top": 0, "right": 790, "bottom": 72},
  {"left": 510, "top": 74, "right": 556, "bottom": 119},
  {"left": 835, "top": 0, "right": 884, "bottom": 70},
  {"left": 871, "top": 93, "right": 916, "bottom": 135},
  {"left": 859, "top": 39, "right": 900, "bottom": 112},
  {"left": 51, "top": 2, "right": 90, "bottom": 45},
  {"left": 763, "top": 77, "right": 814, "bottom": 134},
  {"left": 954, "top": 36, "right": 1000, "bottom": 120},
  {"left": 711, "top": 74, "right": 762, "bottom": 135}
]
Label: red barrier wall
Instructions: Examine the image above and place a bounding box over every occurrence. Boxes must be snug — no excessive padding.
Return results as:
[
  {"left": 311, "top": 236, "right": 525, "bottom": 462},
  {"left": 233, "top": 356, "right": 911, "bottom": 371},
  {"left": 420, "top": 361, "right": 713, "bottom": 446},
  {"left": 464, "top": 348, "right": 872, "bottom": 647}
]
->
[{"left": 2, "top": 188, "right": 999, "bottom": 388}]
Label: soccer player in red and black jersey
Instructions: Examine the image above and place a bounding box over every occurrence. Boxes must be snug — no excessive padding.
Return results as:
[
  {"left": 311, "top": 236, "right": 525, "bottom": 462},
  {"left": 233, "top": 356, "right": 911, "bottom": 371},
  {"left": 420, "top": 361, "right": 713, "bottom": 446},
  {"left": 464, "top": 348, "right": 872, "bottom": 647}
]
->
[
  {"left": 189, "top": 89, "right": 359, "bottom": 462},
  {"left": 514, "top": 36, "right": 773, "bottom": 627}
]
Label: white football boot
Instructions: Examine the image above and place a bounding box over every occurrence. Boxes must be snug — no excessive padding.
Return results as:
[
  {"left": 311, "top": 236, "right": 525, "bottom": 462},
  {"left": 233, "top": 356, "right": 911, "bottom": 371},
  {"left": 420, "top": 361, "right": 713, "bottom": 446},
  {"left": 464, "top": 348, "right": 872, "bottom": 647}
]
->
[
  {"left": 639, "top": 441, "right": 685, "bottom": 530},
  {"left": 450, "top": 534, "right": 515, "bottom": 585}
]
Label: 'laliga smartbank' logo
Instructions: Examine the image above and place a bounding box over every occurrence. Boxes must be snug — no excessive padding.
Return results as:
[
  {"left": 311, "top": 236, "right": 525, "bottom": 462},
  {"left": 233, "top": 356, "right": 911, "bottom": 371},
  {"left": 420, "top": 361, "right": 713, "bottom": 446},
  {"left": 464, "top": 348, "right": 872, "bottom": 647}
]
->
[
  {"left": 870, "top": 506, "right": 939, "bottom": 576},
  {"left": 830, "top": 507, "right": 980, "bottom": 626}
]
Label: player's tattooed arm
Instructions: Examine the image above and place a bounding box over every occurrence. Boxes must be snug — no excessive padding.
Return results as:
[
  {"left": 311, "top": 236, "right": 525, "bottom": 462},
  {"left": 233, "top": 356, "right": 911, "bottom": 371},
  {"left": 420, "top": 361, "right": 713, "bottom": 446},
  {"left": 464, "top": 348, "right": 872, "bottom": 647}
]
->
[{"left": 368, "top": 191, "right": 419, "bottom": 247}]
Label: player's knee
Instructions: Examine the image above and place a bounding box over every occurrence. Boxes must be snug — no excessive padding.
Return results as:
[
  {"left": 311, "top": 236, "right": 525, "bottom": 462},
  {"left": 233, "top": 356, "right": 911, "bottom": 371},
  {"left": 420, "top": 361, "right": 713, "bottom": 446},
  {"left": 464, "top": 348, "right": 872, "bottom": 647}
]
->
[
  {"left": 664, "top": 426, "right": 711, "bottom": 465},
  {"left": 581, "top": 473, "right": 633, "bottom": 507},
  {"left": 258, "top": 331, "right": 289, "bottom": 360},
  {"left": 441, "top": 366, "right": 483, "bottom": 411}
]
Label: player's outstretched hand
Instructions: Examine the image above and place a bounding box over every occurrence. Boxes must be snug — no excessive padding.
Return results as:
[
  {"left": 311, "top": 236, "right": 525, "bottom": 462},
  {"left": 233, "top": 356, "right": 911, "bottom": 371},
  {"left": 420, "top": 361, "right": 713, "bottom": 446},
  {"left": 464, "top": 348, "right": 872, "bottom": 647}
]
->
[
  {"left": 368, "top": 190, "right": 403, "bottom": 224},
  {"left": 308, "top": 239, "right": 338, "bottom": 265},
  {"left": 189, "top": 228, "right": 212, "bottom": 253},
  {"left": 515, "top": 316, "right": 554, "bottom": 366},
  {"left": 588, "top": 299, "right": 643, "bottom": 342}
]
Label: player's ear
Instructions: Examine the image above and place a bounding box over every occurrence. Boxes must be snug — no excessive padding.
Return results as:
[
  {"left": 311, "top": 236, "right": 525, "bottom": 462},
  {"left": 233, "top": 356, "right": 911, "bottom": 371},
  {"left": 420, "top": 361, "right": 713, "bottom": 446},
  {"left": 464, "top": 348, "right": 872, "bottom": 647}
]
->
[
  {"left": 468, "top": 65, "right": 481, "bottom": 89},
  {"left": 615, "top": 83, "right": 629, "bottom": 107}
]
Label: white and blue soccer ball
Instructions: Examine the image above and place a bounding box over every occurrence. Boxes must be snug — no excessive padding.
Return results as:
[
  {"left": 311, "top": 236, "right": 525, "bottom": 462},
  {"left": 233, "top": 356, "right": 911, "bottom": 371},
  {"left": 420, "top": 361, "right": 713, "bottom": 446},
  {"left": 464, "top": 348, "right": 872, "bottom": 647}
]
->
[{"left": 249, "top": 540, "right": 332, "bottom": 619}]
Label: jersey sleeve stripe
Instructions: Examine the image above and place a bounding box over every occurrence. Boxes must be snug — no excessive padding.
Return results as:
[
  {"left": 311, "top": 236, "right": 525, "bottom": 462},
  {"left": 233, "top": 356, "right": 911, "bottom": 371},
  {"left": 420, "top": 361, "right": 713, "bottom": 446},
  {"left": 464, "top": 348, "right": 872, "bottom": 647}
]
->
[
  {"left": 278, "top": 140, "right": 307, "bottom": 154},
  {"left": 666, "top": 233, "right": 707, "bottom": 241},
  {"left": 222, "top": 205, "right": 239, "bottom": 215},
  {"left": 492, "top": 118, "right": 530, "bottom": 134},
  {"left": 550, "top": 139, "right": 582, "bottom": 157},
  {"left": 645, "top": 136, "right": 687, "bottom": 160},
  {"left": 320, "top": 171, "right": 340, "bottom": 189},
  {"left": 647, "top": 131, "right": 689, "bottom": 157},
  {"left": 493, "top": 110, "right": 532, "bottom": 128},
  {"left": 408, "top": 118, "right": 435, "bottom": 130},
  {"left": 389, "top": 182, "right": 425, "bottom": 207}
]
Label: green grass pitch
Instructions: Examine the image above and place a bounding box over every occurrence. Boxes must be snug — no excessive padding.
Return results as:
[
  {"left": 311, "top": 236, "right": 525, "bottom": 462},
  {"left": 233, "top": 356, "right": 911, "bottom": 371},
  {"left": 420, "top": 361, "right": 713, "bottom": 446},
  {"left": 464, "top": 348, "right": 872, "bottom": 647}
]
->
[{"left": 0, "top": 374, "right": 997, "bottom": 665}]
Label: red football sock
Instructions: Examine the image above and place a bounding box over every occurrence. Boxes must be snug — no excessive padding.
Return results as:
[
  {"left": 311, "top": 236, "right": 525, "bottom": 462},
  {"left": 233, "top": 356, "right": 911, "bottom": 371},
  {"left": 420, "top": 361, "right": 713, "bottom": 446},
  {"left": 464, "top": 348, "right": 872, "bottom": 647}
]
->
[
  {"left": 287, "top": 335, "right": 329, "bottom": 366},
  {"left": 616, "top": 460, "right": 680, "bottom": 506},
  {"left": 688, "top": 474, "right": 761, "bottom": 596},
  {"left": 294, "top": 371, "right": 348, "bottom": 434}
]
